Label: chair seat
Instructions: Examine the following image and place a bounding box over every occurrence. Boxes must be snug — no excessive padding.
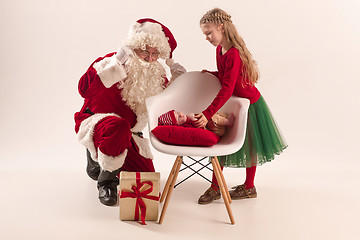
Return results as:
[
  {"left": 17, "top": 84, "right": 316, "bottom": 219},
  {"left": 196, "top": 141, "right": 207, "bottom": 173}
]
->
[{"left": 146, "top": 71, "right": 249, "bottom": 157}]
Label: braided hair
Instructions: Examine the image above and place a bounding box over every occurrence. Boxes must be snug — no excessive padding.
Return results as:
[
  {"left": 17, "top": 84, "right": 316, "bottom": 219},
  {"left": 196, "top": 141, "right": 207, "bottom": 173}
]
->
[{"left": 200, "top": 8, "right": 259, "bottom": 86}]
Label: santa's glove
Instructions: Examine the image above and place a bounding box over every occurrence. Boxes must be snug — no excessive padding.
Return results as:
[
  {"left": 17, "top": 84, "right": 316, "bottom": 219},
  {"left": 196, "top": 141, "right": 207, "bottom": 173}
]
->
[
  {"left": 116, "top": 45, "right": 135, "bottom": 64},
  {"left": 166, "top": 58, "right": 186, "bottom": 82}
]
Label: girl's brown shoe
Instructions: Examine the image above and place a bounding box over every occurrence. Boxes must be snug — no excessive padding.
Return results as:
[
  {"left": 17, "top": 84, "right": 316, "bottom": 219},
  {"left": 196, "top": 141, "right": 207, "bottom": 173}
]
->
[
  {"left": 229, "top": 184, "right": 257, "bottom": 200},
  {"left": 198, "top": 187, "right": 221, "bottom": 204}
]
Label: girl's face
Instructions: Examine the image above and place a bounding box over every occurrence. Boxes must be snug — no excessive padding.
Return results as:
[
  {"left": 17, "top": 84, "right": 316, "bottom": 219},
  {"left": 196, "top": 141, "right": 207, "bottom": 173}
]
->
[{"left": 200, "top": 23, "right": 224, "bottom": 46}]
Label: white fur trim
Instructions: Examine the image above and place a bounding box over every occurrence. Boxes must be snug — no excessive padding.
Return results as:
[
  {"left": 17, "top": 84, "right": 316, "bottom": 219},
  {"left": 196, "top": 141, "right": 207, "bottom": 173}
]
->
[
  {"left": 77, "top": 113, "right": 120, "bottom": 161},
  {"left": 129, "top": 22, "right": 165, "bottom": 42},
  {"left": 130, "top": 113, "right": 148, "bottom": 132},
  {"left": 129, "top": 22, "right": 141, "bottom": 36},
  {"left": 93, "top": 55, "right": 127, "bottom": 88},
  {"left": 98, "top": 150, "right": 127, "bottom": 172},
  {"left": 132, "top": 134, "right": 153, "bottom": 159}
]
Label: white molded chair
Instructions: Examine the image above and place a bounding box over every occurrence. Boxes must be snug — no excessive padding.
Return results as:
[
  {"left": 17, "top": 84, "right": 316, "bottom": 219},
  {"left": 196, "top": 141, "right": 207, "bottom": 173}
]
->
[{"left": 146, "top": 71, "right": 250, "bottom": 224}]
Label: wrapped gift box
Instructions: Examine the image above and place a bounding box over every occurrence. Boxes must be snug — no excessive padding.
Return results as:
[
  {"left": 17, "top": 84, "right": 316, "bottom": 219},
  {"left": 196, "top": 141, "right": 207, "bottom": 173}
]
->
[{"left": 119, "top": 171, "right": 160, "bottom": 224}]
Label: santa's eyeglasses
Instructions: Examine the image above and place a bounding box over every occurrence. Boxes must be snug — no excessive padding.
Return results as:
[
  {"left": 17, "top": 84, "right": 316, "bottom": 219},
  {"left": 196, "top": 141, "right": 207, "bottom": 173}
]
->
[{"left": 138, "top": 50, "right": 160, "bottom": 58}]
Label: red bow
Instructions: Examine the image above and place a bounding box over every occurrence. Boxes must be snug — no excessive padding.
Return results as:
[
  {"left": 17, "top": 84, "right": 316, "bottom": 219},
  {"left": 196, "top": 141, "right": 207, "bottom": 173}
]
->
[{"left": 120, "top": 172, "right": 160, "bottom": 225}]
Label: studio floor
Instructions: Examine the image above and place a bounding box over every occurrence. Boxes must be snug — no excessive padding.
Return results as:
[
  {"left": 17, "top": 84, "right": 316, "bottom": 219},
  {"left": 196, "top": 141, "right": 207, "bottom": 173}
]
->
[{"left": 1, "top": 143, "right": 359, "bottom": 240}]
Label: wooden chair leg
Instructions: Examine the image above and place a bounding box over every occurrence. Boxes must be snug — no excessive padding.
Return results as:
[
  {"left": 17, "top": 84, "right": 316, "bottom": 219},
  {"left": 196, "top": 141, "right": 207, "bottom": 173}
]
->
[
  {"left": 214, "top": 156, "right": 232, "bottom": 203},
  {"left": 158, "top": 156, "right": 183, "bottom": 224},
  {"left": 160, "top": 156, "right": 179, "bottom": 203},
  {"left": 211, "top": 157, "right": 235, "bottom": 224}
]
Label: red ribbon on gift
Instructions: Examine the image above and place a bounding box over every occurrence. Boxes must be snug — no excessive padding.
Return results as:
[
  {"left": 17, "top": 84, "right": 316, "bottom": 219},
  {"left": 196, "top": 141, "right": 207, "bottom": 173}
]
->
[{"left": 119, "top": 172, "right": 160, "bottom": 225}]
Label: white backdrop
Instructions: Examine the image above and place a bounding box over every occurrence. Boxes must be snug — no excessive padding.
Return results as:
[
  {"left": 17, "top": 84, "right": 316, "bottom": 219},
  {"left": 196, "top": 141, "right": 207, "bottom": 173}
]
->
[
  {"left": 0, "top": 0, "right": 360, "bottom": 238},
  {"left": 1, "top": 0, "right": 359, "bottom": 170}
]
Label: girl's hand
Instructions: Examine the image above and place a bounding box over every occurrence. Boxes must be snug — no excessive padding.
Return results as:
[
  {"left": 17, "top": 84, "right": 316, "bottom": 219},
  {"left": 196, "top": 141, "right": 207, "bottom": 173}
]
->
[{"left": 194, "top": 113, "right": 208, "bottom": 128}]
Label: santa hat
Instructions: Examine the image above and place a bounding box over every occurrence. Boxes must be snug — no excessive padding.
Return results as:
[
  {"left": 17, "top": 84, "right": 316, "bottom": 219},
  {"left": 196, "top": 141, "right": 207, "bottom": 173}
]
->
[
  {"left": 126, "top": 18, "right": 177, "bottom": 59},
  {"left": 158, "top": 110, "right": 177, "bottom": 125}
]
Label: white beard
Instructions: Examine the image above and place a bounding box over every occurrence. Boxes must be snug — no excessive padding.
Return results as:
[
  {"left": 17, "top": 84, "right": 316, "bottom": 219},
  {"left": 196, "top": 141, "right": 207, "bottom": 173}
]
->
[{"left": 118, "top": 56, "right": 166, "bottom": 116}]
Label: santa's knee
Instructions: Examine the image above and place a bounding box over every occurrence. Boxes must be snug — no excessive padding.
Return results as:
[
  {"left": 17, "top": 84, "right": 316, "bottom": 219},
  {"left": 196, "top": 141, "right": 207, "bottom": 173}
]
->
[
  {"left": 95, "top": 116, "right": 132, "bottom": 152},
  {"left": 93, "top": 116, "right": 132, "bottom": 171}
]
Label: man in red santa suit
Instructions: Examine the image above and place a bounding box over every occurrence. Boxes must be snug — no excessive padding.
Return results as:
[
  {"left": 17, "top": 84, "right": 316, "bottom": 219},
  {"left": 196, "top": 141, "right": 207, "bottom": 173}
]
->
[{"left": 74, "top": 18, "right": 185, "bottom": 206}]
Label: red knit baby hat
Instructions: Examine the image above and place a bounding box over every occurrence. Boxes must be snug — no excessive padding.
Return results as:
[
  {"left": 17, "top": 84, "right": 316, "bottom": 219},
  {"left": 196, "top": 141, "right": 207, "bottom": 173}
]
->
[{"left": 158, "top": 110, "right": 177, "bottom": 125}]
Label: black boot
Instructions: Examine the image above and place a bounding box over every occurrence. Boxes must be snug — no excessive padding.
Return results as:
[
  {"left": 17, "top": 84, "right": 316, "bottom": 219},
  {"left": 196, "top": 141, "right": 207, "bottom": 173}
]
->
[
  {"left": 97, "top": 169, "right": 120, "bottom": 206},
  {"left": 86, "top": 149, "right": 100, "bottom": 180}
]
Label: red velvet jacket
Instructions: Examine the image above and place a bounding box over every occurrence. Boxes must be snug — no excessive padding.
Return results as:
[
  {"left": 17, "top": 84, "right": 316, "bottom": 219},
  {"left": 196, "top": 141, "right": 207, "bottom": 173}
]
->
[{"left": 203, "top": 46, "right": 260, "bottom": 120}]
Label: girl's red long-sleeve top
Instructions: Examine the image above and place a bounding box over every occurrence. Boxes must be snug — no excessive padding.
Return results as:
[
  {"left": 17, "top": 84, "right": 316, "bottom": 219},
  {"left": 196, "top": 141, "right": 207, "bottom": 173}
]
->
[{"left": 203, "top": 45, "right": 260, "bottom": 120}]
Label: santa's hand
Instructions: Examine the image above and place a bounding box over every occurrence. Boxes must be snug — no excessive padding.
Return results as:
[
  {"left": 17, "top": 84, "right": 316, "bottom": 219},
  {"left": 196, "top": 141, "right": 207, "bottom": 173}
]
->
[
  {"left": 172, "top": 62, "right": 186, "bottom": 74},
  {"left": 116, "top": 45, "right": 135, "bottom": 64},
  {"left": 166, "top": 59, "right": 186, "bottom": 81},
  {"left": 165, "top": 58, "right": 175, "bottom": 67},
  {"left": 194, "top": 113, "right": 208, "bottom": 128}
]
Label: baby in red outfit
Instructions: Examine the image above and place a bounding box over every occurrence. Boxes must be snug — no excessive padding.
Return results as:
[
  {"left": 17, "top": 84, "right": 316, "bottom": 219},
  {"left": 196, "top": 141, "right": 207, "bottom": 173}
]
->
[{"left": 158, "top": 110, "right": 234, "bottom": 137}]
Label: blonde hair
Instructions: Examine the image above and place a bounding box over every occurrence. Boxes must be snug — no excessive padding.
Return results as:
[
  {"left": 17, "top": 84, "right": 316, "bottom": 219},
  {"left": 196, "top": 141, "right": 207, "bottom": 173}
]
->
[{"left": 200, "top": 8, "right": 259, "bottom": 85}]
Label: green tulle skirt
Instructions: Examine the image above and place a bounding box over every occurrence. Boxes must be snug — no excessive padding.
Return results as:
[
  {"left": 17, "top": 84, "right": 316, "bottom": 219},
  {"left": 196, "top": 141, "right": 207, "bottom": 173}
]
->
[{"left": 219, "top": 96, "right": 287, "bottom": 168}]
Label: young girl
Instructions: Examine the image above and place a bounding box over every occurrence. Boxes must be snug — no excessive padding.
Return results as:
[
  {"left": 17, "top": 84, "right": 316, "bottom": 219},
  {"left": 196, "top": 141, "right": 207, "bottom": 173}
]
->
[{"left": 195, "top": 8, "right": 288, "bottom": 204}]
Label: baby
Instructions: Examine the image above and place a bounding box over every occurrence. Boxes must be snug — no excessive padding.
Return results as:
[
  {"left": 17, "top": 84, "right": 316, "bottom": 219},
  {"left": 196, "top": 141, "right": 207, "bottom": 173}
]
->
[{"left": 158, "top": 110, "right": 234, "bottom": 137}]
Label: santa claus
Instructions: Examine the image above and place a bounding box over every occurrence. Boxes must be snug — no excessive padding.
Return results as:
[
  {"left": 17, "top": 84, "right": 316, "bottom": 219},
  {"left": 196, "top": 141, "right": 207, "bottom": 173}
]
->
[{"left": 74, "top": 18, "right": 186, "bottom": 206}]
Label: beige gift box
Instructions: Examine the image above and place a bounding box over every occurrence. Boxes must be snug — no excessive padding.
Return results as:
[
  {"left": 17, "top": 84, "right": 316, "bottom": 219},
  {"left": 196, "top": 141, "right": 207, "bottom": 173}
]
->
[{"left": 119, "top": 171, "right": 160, "bottom": 223}]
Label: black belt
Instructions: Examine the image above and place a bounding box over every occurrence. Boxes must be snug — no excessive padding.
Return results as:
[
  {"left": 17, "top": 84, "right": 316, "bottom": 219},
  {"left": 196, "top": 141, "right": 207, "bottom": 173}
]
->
[
  {"left": 84, "top": 108, "right": 94, "bottom": 115},
  {"left": 132, "top": 132, "right": 143, "bottom": 137}
]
